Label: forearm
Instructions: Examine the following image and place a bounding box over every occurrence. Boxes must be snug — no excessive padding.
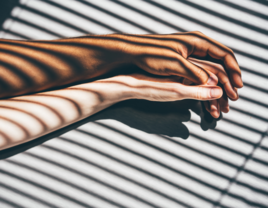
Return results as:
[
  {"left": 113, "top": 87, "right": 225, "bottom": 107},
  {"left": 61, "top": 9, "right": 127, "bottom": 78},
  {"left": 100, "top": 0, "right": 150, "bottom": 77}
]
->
[
  {"left": 0, "top": 35, "right": 129, "bottom": 98},
  {"left": 0, "top": 77, "right": 132, "bottom": 150}
]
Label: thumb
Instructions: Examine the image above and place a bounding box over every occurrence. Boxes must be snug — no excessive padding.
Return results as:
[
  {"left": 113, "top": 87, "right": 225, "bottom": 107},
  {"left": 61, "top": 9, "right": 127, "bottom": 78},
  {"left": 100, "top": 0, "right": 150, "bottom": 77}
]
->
[{"left": 180, "top": 85, "right": 223, "bottom": 100}]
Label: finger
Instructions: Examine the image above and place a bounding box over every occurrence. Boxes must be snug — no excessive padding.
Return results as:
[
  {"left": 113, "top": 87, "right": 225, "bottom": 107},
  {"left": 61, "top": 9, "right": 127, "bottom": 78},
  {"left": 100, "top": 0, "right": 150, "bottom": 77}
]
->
[
  {"left": 219, "top": 92, "right": 229, "bottom": 113},
  {"left": 179, "top": 85, "right": 223, "bottom": 101},
  {"left": 204, "top": 101, "right": 210, "bottom": 112},
  {"left": 204, "top": 98, "right": 221, "bottom": 118},
  {"left": 184, "top": 65, "right": 218, "bottom": 86},
  {"left": 202, "top": 68, "right": 218, "bottom": 86},
  {"left": 208, "top": 99, "right": 220, "bottom": 118},
  {"left": 186, "top": 31, "right": 243, "bottom": 88},
  {"left": 163, "top": 55, "right": 212, "bottom": 84},
  {"left": 188, "top": 57, "right": 238, "bottom": 100},
  {"left": 134, "top": 46, "right": 212, "bottom": 84},
  {"left": 120, "top": 74, "right": 222, "bottom": 102},
  {"left": 177, "top": 56, "right": 211, "bottom": 84},
  {"left": 182, "top": 78, "right": 193, "bottom": 85}
]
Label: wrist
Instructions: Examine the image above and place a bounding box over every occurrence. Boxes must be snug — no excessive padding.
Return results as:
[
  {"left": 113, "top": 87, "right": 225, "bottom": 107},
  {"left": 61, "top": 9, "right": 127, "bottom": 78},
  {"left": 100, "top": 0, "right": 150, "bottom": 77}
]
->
[{"left": 89, "top": 76, "right": 135, "bottom": 104}]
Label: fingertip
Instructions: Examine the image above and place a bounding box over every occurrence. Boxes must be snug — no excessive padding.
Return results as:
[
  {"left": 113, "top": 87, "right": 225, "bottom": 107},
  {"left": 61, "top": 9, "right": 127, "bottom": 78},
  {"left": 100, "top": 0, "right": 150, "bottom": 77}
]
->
[
  {"left": 211, "top": 110, "right": 220, "bottom": 118},
  {"left": 225, "top": 82, "right": 239, "bottom": 100},
  {"left": 232, "top": 72, "right": 243, "bottom": 88},
  {"left": 221, "top": 106, "right": 229, "bottom": 113},
  {"left": 210, "top": 87, "right": 223, "bottom": 99},
  {"left": 206, "top": 74, "right": 218, "bottom": 86},
  {"left": 208, "top": 100, "right": 221, "bottom": 118},
  {"left": 229, "top": 87, "right": 239, "bottom": 101}
]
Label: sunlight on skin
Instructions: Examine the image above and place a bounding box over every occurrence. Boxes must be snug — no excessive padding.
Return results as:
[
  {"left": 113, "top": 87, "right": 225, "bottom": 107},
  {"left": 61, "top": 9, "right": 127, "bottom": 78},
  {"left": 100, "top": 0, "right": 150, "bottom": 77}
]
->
[
  {"left": 0, "top": 73, "right": 224, "bottom": 150},
  {"left": 0, "top": 31, "right": 242, "bottom": 99},
  {"left": 0, "top": 119, "right": 27, "bottom": 146},
  {"left": 0, "top": 32, "right": 243, "bottom": 149},
  {"left": 0, "top": 63, "right": 27, "bottom": 90},
  {"left": 188, "top": 57, "right": 230, "bottom": 118},
  {"left": 0, "top": 50, "right": 48, "bottom": 86},
  {"left": 0, "top": 100, "right": 62, "bottom": 128}
]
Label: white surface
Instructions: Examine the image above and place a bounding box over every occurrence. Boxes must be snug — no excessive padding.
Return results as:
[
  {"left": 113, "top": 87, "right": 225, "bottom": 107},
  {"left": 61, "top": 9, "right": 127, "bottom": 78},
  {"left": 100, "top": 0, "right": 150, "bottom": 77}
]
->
[{"left": 0, "top": 0, "right": 268, "bottom": 207}]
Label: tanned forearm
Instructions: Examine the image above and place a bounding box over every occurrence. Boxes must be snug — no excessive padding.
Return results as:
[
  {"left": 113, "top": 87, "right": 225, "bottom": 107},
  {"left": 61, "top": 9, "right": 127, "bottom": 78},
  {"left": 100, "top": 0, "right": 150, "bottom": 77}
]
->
[
  {"left": 0, "top": 32, "right": 242, "bottom": 100},
  {"left": 0, "top": 36, "right": 129, "bottom": 98}
]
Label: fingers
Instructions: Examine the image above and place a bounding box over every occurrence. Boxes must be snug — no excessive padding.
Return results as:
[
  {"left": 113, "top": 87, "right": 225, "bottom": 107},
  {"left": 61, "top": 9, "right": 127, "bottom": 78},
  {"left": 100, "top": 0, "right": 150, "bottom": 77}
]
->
[
  {"left": 188, "top": 57, "right": 238, "bottom": 100},
  {"left": 185, "top": 31, "right": 243, "bottom": 88},
  {"left": 205, "top": 94, "right": 228, "bottom": 118},
  {"left": 122, "top": 32, "right": 242, "bottom": 89},
  {"left": 205, "top": 100, "right": 221, "bottom": 118},
  {"left": 219, "top": 92, "right": 229, "bottom": 113},
  {"left": 186, "top": 59, "right": 230, "bottom": 118},
  {"left": 136, "top": 51, "right": 210, "bottom": 84},
  {"left": 117, "top": 74, "right": 222, "bottom": 102},
  {"left": 176, "top": 56, "right": 210, "bottom": 84},
  {"left": 178, "top": 85, "right": 223, "bottom": 101}
]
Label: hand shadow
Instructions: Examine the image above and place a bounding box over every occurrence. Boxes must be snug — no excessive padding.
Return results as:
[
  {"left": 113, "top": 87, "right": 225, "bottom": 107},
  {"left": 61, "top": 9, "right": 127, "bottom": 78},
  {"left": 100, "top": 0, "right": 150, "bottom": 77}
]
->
[{"left": 0, "top": 97, "right": 220, "bottom": 159}]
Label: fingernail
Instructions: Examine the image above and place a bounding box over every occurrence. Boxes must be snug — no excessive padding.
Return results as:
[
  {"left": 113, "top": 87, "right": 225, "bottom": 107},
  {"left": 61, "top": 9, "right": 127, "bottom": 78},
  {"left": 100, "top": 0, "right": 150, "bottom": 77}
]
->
[
  {"left": 210, "top": 88, "right": 222, "bottom": 98},
  {"left": 207, "top": 75, "right": 218, "bottom": 86},
  {"left": 207, "top": 77, "right": 214, "bottom": 85}
]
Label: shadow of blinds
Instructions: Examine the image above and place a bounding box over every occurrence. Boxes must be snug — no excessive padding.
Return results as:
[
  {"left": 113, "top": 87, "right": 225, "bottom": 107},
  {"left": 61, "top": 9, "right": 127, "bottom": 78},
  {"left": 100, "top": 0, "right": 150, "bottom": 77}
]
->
[{"left": 0, "top": 0, "right": 267, "bottom": 207}]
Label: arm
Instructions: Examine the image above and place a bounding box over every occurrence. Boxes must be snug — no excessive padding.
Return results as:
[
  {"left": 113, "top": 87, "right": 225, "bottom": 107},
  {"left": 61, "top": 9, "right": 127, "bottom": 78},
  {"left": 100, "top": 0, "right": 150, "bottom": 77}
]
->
[
  {"left": 0, "top": 32, "right": 242, "bottom": 99},
  {"left": 0, "top": 73, "right": 223, "bottom": 150}
]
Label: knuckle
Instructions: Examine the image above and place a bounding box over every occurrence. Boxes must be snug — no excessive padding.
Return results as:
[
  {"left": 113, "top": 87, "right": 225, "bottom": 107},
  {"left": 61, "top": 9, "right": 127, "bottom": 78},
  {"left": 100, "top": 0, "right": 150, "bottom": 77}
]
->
[
  {"left": 192, "top": 31, "right": 204, "bottom": 36},
  {"left": 172, "top": 86, "right": 184, "bottom": 99},
  {"left": 196, "top": 86, "right": 203, "bottom": 99},
  {"left": 229, "top": 48, "right": 234, "bottom": 55},
  {"left": 176, "top": 44, "right": 188, "bottom": 58},
  {"left": 196, "top": 68, "right": 208, "bottom": 84},
  {"left": 229, "top": 49, "right": 235, "bottom": 57},
  {"left": 226, "top": 47, "right": 235, "bottom": 57},
  {"left": 196, "top": 86, "right": 209, "bottom": 100}
]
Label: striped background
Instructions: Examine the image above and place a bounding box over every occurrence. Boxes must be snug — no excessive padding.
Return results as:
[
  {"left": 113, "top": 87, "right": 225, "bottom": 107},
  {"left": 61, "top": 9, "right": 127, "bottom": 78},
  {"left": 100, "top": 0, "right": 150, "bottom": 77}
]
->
[{"left": 0, "top": 0, "right": 268, "bottom": 207}]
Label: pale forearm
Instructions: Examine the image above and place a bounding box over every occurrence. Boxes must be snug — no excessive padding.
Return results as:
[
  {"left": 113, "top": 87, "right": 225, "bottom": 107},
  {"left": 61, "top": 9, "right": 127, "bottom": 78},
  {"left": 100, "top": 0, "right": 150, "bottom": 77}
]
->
[
  {"left": 0, "top": 70, "right": 226, "bottom": 150},
  {"left": 0, "top": 78, "right": 131, "bottom": 150}
]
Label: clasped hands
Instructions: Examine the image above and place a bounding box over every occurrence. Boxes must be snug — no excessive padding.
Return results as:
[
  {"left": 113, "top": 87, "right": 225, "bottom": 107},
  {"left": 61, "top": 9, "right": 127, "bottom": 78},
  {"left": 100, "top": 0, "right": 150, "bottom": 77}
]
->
[
  {"left": 0, "top": 31, "right": 243, "bottom": 150},
  {"left": 86, "top": 31, "right": 243, "bottom": 118}
]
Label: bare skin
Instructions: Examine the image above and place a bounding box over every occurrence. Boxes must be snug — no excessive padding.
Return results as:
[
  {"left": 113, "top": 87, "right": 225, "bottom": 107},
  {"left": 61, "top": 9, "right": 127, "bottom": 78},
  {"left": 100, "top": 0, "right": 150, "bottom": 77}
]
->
[
  {"left": 0, "top": 32, "right": 243, "bottom": 149},
  {"left": 0, "top": 72, "right": 223, "bottom": 150},
  {"left": 0, "top": 31, "right": 242, "bottom": 98}
]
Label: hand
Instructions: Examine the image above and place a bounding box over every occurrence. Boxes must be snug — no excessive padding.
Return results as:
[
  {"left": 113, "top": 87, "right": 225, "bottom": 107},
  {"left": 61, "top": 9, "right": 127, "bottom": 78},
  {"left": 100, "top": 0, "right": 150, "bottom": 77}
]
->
[
  {"left": 187, "top": 57, "right": 230, "bottom": 118},
  {"left": 94, "top": 73, "right": 223, "bottom": 103},
  {"left": 0, "top": 72, "right": 222, "bottom": 150},
  {"left": 108, "top": 31, "right": 243, "bottom": 101},
  {"left": 91, "top": 57, "right": 229, "bottom": 118},
  {"left": 0, "top": 31, "right": 242, "bottom": 101}
]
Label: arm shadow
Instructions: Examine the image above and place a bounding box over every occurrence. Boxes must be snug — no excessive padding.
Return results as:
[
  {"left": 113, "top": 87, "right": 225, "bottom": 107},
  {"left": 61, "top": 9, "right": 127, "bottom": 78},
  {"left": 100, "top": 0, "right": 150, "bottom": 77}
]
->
[{"left": 0, "top": 98, "right": 219, "bottom": 159}]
